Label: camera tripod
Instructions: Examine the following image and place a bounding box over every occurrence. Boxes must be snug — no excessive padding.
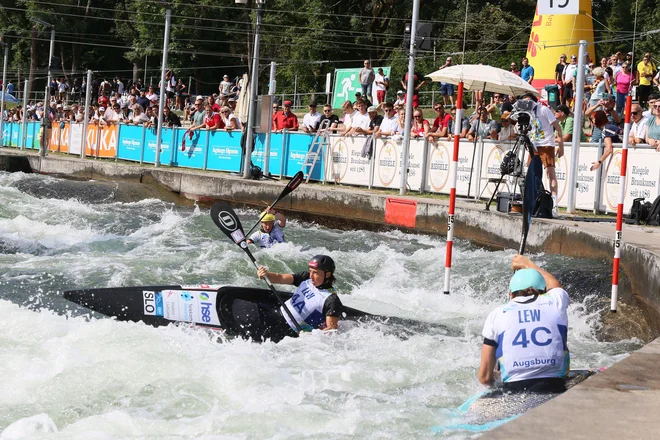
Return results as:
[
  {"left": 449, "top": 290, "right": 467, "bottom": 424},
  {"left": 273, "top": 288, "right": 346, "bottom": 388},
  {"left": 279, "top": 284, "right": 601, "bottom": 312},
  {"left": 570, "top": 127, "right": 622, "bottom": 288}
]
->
[{"left": 485, "top": 130, "right": 536, "bottom": 211}]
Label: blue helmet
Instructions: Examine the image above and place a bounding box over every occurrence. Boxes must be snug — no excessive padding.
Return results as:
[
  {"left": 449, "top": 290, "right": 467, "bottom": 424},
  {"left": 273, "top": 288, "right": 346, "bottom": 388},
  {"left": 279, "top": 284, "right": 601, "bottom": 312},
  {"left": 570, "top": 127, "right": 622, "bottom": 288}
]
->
[{"left": 509, "top": 268, "right": 546, "bottom": 293}]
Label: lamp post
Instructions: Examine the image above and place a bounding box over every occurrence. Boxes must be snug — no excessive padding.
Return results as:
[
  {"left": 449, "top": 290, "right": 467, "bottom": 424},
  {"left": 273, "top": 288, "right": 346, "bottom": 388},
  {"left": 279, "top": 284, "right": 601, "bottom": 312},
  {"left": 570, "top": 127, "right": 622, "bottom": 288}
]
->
[
  {"left": 31, "top": 18, "right": 55, "bottom": 157},
  {"left": 0, "top": 43, "right": 8, "bottom": 147},
  {"left": 155, "top": 9, "right": 172, "bottom": 168},
  {"left": 237, "top": 0, "right": 264, "bottom": 178}
]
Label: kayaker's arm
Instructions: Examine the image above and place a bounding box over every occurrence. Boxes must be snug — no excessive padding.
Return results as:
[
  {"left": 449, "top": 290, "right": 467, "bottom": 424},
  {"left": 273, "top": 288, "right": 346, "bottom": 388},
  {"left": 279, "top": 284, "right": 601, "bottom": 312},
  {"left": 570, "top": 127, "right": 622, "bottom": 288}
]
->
[
  {"left": 511, "top": 254, "right": 561, "bottom": 291},
  {"left": 478, "top": 344, "right": 497, "bottom": 386},
  {"left": 257, "top": 266, "right": 293, "bottom": 285}
]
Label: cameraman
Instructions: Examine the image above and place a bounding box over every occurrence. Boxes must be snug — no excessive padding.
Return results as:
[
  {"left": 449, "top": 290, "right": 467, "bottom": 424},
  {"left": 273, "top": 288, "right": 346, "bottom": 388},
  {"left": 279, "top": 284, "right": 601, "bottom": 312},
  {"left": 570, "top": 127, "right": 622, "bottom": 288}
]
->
[{"left": 519, "top": 93, "right": 564, "bottom": 216}]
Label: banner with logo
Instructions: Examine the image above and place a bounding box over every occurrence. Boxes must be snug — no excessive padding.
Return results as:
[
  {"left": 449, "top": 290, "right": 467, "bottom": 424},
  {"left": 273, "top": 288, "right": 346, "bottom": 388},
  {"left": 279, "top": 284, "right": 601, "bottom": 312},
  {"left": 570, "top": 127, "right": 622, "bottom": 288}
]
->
[
  {"left": 327, "top": 136, "right": 372, "bottom": 186},
  {"left": 372, "top": 137, "right": 424, "bottom": 191}
]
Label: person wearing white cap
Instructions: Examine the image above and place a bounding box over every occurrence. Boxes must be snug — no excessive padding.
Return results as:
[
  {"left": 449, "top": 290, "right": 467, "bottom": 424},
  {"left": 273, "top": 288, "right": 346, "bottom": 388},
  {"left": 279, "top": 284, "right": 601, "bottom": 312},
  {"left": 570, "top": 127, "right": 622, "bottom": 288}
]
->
[
  {"left": 394, "top": 90, "right": 405, "bottom": 108},
  {"left": 219, "top": 75, "right": 232, "bottom": 96},
  {"left": 478, "top": 254, "right": 570, "bottom": 393}
]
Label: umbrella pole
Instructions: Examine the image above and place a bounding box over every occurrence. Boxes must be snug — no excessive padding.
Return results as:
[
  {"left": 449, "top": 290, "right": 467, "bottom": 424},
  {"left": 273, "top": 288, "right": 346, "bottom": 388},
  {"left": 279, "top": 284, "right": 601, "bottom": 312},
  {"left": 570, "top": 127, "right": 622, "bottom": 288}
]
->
[
  {"left": 443, "top": 81, "right": 465, "bottom": 295},
  {"left": 466, "top": 83, "right": 486, "bottom": 198}
]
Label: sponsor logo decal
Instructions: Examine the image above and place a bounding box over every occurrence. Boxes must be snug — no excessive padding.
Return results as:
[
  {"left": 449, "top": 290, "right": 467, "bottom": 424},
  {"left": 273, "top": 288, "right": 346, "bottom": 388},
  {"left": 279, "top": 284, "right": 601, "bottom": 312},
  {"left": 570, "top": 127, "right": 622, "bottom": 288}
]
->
[
  {"left": 217, "top": 211, "right": 237, "bottom": 231},
  {"left": 143, "top": 291, "right": 156, "bottom": 315}
]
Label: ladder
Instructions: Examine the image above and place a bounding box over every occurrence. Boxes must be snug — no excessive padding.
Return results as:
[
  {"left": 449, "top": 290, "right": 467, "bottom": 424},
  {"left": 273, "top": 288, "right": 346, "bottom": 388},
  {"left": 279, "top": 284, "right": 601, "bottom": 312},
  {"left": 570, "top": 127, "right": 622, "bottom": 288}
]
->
[{"left": 302, "top": 118, "right": 331, "bottom": 183}]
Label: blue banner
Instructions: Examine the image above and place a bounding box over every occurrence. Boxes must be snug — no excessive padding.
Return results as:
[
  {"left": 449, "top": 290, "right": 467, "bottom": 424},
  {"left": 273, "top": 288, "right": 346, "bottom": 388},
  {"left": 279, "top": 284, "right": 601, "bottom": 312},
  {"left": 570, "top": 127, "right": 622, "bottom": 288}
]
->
[
  {"left": 284, "top": 133, "right": 322, "bottom": 180},
  {"left": 206, "top": 130, "right": 242, "bottom": 172},
  {"left": 175, "top": 129, "right": 207, "bottom": 169},
  {"left": 143, "top": 127, "right": 174, "bottom": 166},
  {"left": 117, "top": 125, "right": 145, "bottom": 162},
  {"left": 253, "top": 133, "right": 284, "bottom": 177}
]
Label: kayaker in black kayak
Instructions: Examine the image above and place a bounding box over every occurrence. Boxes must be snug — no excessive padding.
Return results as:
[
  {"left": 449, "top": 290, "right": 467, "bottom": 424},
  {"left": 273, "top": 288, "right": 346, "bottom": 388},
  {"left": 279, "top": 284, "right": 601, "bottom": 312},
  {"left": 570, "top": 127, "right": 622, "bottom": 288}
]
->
[{"left": 238, "top": 254, "right": 343, "bottom": 342}]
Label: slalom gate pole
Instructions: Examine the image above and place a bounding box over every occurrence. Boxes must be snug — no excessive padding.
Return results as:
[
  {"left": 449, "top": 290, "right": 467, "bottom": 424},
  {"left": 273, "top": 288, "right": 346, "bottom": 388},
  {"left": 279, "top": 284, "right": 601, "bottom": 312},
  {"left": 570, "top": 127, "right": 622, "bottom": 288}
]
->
[
  {"left": 443, "top": 80, "right": 464, "bottom": 295},
  {"left": 611, "top": 95, "right": 632, "bottom": 313}
]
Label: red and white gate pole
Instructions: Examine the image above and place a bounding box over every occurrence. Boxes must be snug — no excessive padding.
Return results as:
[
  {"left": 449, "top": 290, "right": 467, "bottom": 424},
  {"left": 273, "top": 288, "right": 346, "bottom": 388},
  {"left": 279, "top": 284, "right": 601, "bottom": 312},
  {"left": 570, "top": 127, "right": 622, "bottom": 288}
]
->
[
  {"left": 611, "top": 95, "right": 632, "bottom": 312},
  {"left": 443, "top": 81, "right": 464, "bottom": 295}
]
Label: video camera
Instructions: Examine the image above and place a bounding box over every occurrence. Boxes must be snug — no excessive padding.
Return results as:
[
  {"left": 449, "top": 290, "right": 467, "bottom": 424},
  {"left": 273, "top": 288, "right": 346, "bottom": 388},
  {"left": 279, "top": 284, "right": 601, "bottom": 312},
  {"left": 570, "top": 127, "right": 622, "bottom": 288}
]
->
[{"left": 509, "top": 99, "right": 537, "bottom": 134}]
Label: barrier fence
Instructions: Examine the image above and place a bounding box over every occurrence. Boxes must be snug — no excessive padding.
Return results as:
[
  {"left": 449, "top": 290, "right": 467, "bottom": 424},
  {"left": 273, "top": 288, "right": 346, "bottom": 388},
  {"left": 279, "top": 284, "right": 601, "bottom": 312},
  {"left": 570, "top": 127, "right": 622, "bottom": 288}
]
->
[{"left": 2, "top": 121, "right": 659, "bottom": 215}]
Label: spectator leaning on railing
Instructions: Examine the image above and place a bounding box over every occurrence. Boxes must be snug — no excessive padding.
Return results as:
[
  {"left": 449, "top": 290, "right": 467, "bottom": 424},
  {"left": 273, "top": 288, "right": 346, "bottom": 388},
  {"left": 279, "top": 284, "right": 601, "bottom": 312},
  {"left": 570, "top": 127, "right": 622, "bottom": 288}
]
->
[
  {"left": 301, "top": 102, "right": 322, "bottom": 133},
  {"left": 644, "top": 99, "right": 660, "bottom": 152},
  {"left": 628, "top": 103, "right": 649, "bottom": 146},
  {"left": 375, "top": 102, "right": 399, "bottom": 138},
  {"left": 319, "top": 104, "right": 340, "bottom": 132},
  {"left": 273, "top": 100, "right": 298, "bottom": 132}
]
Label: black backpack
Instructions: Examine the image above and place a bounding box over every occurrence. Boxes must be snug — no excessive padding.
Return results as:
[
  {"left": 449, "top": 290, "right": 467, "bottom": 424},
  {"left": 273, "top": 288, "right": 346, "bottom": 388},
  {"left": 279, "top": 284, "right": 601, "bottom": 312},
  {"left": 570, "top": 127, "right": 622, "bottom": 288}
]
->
[
  {"left": 533, "top": 190, "right": 554, "bottom": 219},
  {"left": 646, "top": 195, "right": 660, "bottom": 226},
  {"left": 629, "top": 195, "right": 660, "bottom": 225}
]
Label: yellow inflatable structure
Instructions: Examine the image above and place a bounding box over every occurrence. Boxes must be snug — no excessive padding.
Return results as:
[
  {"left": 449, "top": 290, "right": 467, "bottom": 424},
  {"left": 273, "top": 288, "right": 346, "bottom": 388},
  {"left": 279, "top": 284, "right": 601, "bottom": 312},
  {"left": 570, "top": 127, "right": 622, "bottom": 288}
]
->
[{"left": 525, "top": 0, "right": 595, "bottom": 90}]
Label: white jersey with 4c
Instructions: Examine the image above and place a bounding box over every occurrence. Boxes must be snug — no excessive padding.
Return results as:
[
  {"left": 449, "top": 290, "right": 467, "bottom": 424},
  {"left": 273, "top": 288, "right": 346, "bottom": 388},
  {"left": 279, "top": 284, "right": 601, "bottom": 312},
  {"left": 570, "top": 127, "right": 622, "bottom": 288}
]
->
[{"left": 482, "top": 287, "right": 570, "bottom": 383}]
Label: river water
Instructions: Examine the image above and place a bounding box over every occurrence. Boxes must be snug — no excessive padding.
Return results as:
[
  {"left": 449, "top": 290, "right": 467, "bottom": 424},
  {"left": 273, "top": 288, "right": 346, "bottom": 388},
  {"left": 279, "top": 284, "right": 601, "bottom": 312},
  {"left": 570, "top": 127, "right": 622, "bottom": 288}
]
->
[{"left": 0, "top": 171, "right": 641, "bottom": 439}]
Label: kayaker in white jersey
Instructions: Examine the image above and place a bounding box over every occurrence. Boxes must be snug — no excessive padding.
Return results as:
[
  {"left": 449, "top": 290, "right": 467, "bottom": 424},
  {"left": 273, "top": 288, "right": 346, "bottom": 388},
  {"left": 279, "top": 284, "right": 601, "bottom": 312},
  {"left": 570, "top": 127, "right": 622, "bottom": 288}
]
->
[
  {"left": 246, "top": 207, "right": 286, "bottom": 248},
  {"left": 256, "top": 255, "right": 343, "bottom": 338},
  {"left": 478, "top": 254, "right": 570, "bottom": 393}
]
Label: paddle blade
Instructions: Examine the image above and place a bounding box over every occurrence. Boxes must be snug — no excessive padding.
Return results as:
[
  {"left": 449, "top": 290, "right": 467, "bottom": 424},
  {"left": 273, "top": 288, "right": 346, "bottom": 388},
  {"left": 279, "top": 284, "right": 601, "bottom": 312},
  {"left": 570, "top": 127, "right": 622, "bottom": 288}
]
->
[
  {"left": 210, "top": 201, "right": 247, "bottom": 248},
  {"left": 520, "top": 154, "right": 542, "bottom": 255},
  {"left": 285, "top": 171, "right": 304, "bottom": 194}
]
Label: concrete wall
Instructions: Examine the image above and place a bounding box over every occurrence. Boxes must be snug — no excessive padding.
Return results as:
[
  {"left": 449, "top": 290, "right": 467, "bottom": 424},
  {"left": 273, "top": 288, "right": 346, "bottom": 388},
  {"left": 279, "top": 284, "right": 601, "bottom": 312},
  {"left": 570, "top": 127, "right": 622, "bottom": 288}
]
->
[{"left": 3, "top": 149, "right": 660, "bottom": 338}]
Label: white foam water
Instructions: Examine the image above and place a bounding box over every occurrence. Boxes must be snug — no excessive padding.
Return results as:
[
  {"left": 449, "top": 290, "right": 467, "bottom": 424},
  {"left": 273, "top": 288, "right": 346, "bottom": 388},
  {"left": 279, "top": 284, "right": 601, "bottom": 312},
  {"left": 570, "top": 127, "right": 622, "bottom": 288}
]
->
[{"left": 0, "top": 171, "right": 641, "bottom": 439}]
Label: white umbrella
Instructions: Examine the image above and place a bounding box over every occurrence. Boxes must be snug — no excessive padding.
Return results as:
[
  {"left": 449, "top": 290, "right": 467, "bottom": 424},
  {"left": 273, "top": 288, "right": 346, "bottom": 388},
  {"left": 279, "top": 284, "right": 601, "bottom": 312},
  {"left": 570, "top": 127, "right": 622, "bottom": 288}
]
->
[
  {"left": 426, "top": 64, "right": 540, "bottom": 97},
  {"left": 236, "top": 73, "right": 250, "bottom": 124}
]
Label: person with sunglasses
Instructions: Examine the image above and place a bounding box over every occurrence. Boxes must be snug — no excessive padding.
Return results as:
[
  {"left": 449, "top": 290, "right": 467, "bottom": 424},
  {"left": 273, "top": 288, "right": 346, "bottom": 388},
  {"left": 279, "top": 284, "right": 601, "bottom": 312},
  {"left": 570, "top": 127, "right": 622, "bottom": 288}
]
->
[
  {"left": 220, "top": 106, "right": 240, "bottom": 131},
  {"left": 644, "top": 100, "right": 660, "bottom": 151},
  {"left": 467, "top": 107, "right": 497, "bottom": 141},
  {"left": 301, "top": 102, "right": 322, "bottom": 133},
  {"left": 427, "top": 103, "right": 451, "bottom": 140},
  {"left": 374, "top": 102, "right": 399, "bottom": 138},
  {"left": 319, "top": 104, "right": 340, "bottom": 132},
  {"left": 411, "top": 110, "right": 430, "bottom": 138},
  {"left": 510, "top": 62, "right": 521, "bottom": 76},
  {"left": 447, "top": 106, "right": 470, "bottom": 139},
  {"left": 273, "top": 100, "right": 299, "bottom": 132},
  {"left": 615, "top": 63, "right": 634, "bottom": 114},
  {"left": 628, "top": 104, "right": 649, "bottom": 146}
]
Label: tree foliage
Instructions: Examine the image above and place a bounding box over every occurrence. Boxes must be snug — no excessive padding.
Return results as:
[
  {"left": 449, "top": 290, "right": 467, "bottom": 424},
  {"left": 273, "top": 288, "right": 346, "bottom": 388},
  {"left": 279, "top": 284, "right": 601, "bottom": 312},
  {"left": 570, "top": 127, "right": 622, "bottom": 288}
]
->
[{"left": 0, "top": 0, "right": 658, "bottom": 98}]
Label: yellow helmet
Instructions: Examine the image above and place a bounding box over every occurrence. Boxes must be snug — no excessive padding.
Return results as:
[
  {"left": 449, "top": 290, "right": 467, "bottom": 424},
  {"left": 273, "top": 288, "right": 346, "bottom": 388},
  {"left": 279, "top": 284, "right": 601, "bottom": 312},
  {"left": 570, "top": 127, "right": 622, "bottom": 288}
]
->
[{"left": 260, "top": 211, "right": 276, "bottom": 223}]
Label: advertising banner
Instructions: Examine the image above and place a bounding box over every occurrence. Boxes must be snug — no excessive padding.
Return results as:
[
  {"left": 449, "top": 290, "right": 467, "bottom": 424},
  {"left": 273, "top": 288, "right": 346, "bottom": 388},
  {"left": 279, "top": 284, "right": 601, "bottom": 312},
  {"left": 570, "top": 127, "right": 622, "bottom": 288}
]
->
[
  {"left": 372, "top": 137, "right": 424, "bottom": 191},
  {"left": 327, "top": 136, "right": 372, "bottom": 186},
  {"left": 206, "top": 130, "right": 242, "bottom": 172},
  {"left": 174, "top": 129, "right": 207, "bottom": 169},
  {"left": 116, "top": 124, "right": 143, "bottom": 162},
  {"left": 252, "top": 133, "right": 284, "bottom": 176}
]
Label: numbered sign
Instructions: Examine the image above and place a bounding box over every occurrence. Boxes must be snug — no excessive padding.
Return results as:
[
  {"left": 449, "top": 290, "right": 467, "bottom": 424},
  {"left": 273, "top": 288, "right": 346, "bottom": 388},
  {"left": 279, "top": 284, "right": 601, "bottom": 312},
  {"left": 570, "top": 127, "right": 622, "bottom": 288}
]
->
[{"left": 537, "top": 0, "right": 579, "bottom": 15}]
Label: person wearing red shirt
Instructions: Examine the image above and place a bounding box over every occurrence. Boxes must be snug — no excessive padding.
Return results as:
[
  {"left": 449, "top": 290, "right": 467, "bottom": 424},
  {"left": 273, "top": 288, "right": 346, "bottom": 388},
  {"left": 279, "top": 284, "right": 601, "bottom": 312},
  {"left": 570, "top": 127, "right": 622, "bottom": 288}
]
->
[
  {"left": 427, "top": 103, "right": 452, "bottom": 141},
  {"left": 203, "top": 104, "right": 224, "bottom": 130},
  {"left": 206, "top": 95, "right": 221, "bottom": 113},
  {"left": 273, "top": 100, "right": 299, "bottom": 132}
]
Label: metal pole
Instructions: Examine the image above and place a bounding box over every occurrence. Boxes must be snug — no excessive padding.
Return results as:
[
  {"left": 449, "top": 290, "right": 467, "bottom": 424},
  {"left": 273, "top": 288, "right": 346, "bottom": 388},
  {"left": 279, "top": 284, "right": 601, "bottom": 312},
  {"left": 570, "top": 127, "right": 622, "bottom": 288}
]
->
[
  {"left": 188, "top": 75, "right": 192, "bottom": 96},
  {"left": 400, "top": 0, "right": 421, "bottom": 195},
  {"left": 264, "top": 61, "right": 276, "bottom": 176},
  {"left": 40, "top": 26, "right": 55, "bottom": 157},
  {"left": 144, "top": 53, "right": 148, "bottom": 86},
  {"left": 0, "top": 44, "right": 8, "bottom": 146},
  {"left": 293, "top": 74, "right": 298, "bottom": 109},
  {"left": 242, "top": 1, "right": 263, "bottom": 178},
  {"left": 81, "top": 69, "right": 92, "bottom": 159},
  {"left": 567, "top": 40, "right": 587, "bottom": 213},
  {"left": 155, "top": 8, "right": 171, "bottom": 168},
  {"left": 21, "top": 79, "right": 28, "bottom": 150}
]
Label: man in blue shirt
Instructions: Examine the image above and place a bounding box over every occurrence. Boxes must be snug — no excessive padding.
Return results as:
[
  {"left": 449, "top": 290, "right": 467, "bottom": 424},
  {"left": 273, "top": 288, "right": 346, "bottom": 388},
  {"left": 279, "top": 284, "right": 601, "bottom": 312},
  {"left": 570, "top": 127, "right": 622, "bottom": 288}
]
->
[{"left": 521, "top": 57, "right": 535, "bottom": 84}]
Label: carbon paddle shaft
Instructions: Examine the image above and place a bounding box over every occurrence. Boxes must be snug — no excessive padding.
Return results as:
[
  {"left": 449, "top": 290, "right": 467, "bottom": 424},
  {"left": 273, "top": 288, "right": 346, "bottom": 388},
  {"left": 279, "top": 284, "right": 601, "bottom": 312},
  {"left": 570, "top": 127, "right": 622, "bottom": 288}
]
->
[
  {"left": 245, "top": 171, "right": 304, "bottom": 238},
  {"left": 211, "top": 201, "right": 303, "bottom": 332}
]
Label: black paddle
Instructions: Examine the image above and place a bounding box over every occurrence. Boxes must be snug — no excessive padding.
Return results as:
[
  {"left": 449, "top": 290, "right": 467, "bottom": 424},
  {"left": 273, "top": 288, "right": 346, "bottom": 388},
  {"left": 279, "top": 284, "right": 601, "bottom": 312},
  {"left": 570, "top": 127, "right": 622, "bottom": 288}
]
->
[
  {"left": 210, "top": 201, "right": 303, "bottom": 332},
  {"left": 244, "top": 171, "right": 304, "bottom": 239},
  {"left": 520, "top": 154, "right": 542, "bottom": 255}
]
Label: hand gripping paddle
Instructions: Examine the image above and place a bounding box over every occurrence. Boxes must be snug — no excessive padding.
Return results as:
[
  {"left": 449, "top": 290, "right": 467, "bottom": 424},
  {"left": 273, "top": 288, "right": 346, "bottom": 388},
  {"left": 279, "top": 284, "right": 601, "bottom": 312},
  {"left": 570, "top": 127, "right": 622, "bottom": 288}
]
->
[
  {"left": 244, "top": 171, "right": 304, "bottom": 238},
  {"left": 210, "top": 201, "right": 302, "bottom": 332}
]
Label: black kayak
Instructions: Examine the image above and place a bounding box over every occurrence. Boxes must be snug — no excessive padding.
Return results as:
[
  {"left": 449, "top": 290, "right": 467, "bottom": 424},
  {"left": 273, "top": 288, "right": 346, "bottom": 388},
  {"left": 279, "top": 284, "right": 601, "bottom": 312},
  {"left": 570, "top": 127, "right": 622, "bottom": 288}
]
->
[{"left": 63, "top": 284, "right": 373, "bottom": 342}]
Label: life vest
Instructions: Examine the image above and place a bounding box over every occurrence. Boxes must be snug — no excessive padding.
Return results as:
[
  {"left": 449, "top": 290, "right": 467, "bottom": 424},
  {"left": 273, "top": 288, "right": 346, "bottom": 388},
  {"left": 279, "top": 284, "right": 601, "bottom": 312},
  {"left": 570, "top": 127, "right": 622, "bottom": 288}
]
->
[
  {"left": 282, "top": 279, "right": 336, "bottom": 332},
  {"left": 484, "top": 288, "right": 570, "bottom": 383},
  {"left": 250, "top": 223, "right": 284, "bottom": 248}
]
